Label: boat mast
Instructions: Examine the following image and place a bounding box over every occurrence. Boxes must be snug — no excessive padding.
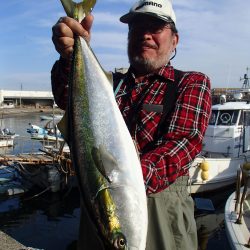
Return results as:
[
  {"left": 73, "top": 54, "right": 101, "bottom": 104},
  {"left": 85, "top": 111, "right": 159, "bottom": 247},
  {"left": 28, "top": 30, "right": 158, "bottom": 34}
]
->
[{"left": 240, "top": 67, "right": 250, "bottom": 89}]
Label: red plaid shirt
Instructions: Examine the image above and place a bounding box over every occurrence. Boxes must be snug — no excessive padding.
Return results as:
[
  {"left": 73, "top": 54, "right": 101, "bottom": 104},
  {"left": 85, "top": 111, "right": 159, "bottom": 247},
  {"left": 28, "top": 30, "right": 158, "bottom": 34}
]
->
[{"left": 51, "top": 59, "right": 211, "bottom": 194}]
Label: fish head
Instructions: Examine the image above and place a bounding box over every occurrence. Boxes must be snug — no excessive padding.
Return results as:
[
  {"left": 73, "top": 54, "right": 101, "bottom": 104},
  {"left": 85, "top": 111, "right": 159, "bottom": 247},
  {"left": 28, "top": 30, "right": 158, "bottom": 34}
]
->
[{"left": 108, "top": 231, "right": 128, "bottom": 250}]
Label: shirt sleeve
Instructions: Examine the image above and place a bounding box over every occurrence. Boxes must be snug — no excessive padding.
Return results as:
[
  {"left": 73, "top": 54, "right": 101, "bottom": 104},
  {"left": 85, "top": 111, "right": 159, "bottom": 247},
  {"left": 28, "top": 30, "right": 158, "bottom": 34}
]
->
[
  {"left": 141, "top": 72, "right": 212, "bottom": 194},
  {"left": 51, "top": 57, "right": 71, "bottom": 110}
]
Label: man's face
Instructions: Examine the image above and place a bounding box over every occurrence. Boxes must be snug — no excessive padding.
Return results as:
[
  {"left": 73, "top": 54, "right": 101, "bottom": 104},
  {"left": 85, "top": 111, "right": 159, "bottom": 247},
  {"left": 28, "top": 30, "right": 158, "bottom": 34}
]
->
[{"left": 127, "top": 15, "right": 179, "bottom": 74}]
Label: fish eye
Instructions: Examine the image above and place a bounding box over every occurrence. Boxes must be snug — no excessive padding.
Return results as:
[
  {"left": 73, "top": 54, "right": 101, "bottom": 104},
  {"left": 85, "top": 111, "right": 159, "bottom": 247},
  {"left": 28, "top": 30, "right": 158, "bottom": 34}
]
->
[{"left": 113, "top": 233, "right": 127, "bottom": 249}]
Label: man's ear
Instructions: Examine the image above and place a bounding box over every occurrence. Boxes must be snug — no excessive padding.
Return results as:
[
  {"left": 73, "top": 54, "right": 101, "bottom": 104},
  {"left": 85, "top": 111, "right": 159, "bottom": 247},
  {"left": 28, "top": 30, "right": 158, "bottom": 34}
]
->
[{"left": 172, "top": 33, "right": 179, "bottom": 49}]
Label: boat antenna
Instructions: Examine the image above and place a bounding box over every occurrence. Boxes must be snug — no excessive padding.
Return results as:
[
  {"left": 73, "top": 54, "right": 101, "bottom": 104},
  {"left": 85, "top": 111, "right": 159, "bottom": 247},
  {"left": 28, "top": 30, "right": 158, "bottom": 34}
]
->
[{"left": 240, "top": 67, "right": 250, "bottom": 89}]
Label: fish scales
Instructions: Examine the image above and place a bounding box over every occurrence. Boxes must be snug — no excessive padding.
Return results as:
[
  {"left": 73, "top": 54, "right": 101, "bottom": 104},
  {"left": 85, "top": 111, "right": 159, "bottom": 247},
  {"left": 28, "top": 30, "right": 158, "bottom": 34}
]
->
[{"left": 60, "top": 1, "right": 148, "bottom": 249}]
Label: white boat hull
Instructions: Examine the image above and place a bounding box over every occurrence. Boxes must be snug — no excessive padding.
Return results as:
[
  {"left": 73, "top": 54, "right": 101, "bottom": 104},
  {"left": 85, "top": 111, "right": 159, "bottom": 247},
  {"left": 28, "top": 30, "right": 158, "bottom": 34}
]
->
[
  {"left": 40, "top": 115, "right": 63, "bottom": 121},
  {"left": 31, "top": 134, "right": 64, "bottom": 142},
  {"left": 189, "top": 156, "right": 249, "bottom": 193},
  {"left": 189, "top": 93, "right": 250, "bottom": 194},
  {"left": 0, "top": 137, "right": 14, "bottom": 147}
]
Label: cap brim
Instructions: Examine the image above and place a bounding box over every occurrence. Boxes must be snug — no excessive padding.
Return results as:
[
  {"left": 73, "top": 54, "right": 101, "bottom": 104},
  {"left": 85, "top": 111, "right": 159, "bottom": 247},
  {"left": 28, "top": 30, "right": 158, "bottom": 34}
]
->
[{"left": 120, "top": 12, "right": 174, "bottom": 24}]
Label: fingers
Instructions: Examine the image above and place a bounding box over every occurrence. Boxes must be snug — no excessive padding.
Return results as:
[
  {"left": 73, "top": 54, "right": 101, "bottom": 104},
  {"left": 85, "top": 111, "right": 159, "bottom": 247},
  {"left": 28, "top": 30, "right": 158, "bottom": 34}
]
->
[
  {"left": 52, "top": 15, "right": 93, "bottom": 59},
  {"left": 56, "top": 16, "right": 86, "bottom": 37},
  {"left": 52, "top": 35, "right": 74, "bottom": 59},
  {"left": 81, "top": 15, "right": 94, "bottom": 42}
]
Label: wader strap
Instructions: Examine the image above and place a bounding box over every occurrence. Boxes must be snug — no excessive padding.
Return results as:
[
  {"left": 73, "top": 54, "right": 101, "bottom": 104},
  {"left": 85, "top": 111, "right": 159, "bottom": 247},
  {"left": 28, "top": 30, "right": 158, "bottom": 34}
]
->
[
  {"left": 156, "top": 69, "right": 182, "bottom": 138},
  {"left": 114, "top": 79, "right": 124, "bottom": 97}
]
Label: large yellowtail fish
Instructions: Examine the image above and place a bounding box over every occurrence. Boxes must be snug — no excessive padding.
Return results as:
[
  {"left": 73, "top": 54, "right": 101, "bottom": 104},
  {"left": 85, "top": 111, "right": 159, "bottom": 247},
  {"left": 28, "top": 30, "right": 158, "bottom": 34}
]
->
[{"left": 59, "top": 0, "right": 148, "bottom": 249}]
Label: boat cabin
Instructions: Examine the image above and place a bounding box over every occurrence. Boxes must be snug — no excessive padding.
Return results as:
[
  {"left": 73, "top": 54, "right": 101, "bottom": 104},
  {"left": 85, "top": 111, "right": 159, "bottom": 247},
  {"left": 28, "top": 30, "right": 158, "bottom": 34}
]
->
[{"left": 202, "top": 101, "right": 250, "bottom": 158}]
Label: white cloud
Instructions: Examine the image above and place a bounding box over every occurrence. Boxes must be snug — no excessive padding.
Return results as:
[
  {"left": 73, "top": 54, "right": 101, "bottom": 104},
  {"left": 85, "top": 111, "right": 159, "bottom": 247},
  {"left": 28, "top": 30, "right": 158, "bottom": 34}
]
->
[
  {"left": 1, "top": 0, "right": 250, "bottom": 91},
  {"left": 92, "top": 31, "right": 127, "bottom": 50},
  {"left": 94, "top": 12, "right": 124, "bottom": 27},
  {"left": 172, "top": 0, "right": 250, "bottom": 88},
  {"left": 97, "top": 52, "right": 129, "bottom": 71}
]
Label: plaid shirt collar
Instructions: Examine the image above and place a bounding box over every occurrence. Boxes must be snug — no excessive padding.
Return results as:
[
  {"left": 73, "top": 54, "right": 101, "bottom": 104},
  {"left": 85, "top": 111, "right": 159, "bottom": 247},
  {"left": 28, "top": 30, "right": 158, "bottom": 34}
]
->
[{"left": 125, "top": 64, "right": 175, "bottom": 85}]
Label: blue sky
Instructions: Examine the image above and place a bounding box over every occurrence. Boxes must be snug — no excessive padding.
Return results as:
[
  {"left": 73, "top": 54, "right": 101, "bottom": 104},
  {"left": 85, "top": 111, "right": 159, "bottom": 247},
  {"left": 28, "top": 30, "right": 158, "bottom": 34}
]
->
[{"left": 0, "top": 0, "right": 250, "bottom": 91}]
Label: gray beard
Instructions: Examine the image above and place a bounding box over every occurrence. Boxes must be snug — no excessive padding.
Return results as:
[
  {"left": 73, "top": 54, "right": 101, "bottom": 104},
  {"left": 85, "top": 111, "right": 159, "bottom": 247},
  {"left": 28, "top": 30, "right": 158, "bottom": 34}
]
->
[{"left": 128, "top": 55, "right": 168, "bottom": 74}]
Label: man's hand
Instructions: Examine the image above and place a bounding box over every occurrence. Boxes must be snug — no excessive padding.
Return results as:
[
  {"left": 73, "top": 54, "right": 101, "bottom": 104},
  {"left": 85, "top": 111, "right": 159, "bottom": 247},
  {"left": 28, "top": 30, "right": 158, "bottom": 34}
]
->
[{"left": 52, "top": 15, "right": 94, "bottom": 60}]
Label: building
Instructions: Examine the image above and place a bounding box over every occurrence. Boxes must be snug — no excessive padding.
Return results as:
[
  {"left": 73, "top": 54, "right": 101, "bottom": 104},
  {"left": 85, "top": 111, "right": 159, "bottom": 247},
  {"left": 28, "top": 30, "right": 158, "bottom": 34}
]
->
[{"left": 0, "top": 89, "right": 54, "bottom": 108}]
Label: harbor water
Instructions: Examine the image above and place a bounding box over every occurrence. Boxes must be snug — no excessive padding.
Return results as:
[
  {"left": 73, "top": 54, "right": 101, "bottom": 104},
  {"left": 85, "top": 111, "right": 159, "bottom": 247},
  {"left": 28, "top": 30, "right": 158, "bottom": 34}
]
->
[{"left": 0, "top": 112, "right": 233, "bottom": 250}]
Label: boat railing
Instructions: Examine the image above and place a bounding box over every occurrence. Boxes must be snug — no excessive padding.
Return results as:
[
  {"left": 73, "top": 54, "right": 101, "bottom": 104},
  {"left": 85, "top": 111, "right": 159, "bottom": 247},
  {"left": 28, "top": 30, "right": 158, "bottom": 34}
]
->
[
  {"left": 234, "top": 164, "right": 250, "bottom": 247},
  {"left": 235, "top": 164, "right": 250, "bottom": 221}
]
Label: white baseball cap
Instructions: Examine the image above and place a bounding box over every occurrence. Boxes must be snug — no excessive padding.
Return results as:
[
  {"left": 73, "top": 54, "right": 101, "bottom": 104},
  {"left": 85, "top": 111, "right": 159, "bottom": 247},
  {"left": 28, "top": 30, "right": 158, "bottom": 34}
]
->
[{"left": 120, "top": 0, "right": 176, "bottom": 25}]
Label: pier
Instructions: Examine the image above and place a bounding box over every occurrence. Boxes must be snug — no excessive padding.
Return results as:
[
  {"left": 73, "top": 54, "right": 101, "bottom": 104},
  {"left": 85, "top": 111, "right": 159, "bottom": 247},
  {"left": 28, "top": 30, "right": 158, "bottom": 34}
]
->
[
  {"left": 0, "top": 108, "right": 75, "bottom": 249},
  {"left": 0, "top": 150, "right": 73, "bottom": 173},
  {"left": 0, "top": 153, "right": 55, "bottom": 165}
]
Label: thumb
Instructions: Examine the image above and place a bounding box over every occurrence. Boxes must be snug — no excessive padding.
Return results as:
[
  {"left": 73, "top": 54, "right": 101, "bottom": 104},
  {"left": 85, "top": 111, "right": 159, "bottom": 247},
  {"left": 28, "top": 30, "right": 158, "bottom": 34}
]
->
[{"left": 81, "top": 14, "right": 94, "bottom": 34}]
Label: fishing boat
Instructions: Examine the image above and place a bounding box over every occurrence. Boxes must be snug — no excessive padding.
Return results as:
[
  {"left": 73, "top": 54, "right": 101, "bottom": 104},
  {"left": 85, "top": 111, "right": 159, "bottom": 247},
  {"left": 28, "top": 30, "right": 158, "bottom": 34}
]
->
[
  {"left": 27, "top": 120, "right": 64, "bottom": 143},
  {"left": 189, "top": 69, "right": 250, "bottom": 193},
  {"left": 0, "top": 135, "right": 14, "bottom": 147},
  {"left": 224, "top": 164, "right": 250, "bottom": 249},
  {"left": 40, "top": 114, "right": 63, "bottom": 121},
  {"left": 0, "top": 128, "right": 17, "bottom": 147},
  {"left": 0, "top": 109, "right": 18, "bottom": 147}
]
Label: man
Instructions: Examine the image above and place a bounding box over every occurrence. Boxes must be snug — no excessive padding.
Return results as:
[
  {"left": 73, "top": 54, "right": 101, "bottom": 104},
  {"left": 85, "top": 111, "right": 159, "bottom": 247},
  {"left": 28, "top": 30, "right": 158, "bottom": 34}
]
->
[{"left": 51, "top": 0, "right": 211, "bottom": 249}]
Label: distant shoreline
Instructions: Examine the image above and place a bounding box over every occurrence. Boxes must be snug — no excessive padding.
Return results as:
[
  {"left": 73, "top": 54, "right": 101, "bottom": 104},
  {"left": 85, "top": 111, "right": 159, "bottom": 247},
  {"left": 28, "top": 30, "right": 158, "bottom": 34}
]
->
[{"left": 0, "top": 107, "right": 64, "bottom": 118}]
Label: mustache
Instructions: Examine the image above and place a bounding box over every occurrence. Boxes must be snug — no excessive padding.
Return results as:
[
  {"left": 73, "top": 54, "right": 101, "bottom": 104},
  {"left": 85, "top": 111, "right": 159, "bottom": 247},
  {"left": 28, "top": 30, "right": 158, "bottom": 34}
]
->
[{"left": 140, "top": 42, "right": 158, "bottom": 49}]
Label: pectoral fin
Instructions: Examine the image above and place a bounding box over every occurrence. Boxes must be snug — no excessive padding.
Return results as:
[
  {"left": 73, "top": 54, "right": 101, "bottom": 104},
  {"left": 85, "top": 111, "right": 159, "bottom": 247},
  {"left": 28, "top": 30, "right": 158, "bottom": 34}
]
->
[
  {"left": 91, "top": 145, "right": 118, "bottom": 183},
  {"left": 57, "top": 112, "right": 69, "bottom": 143}
]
